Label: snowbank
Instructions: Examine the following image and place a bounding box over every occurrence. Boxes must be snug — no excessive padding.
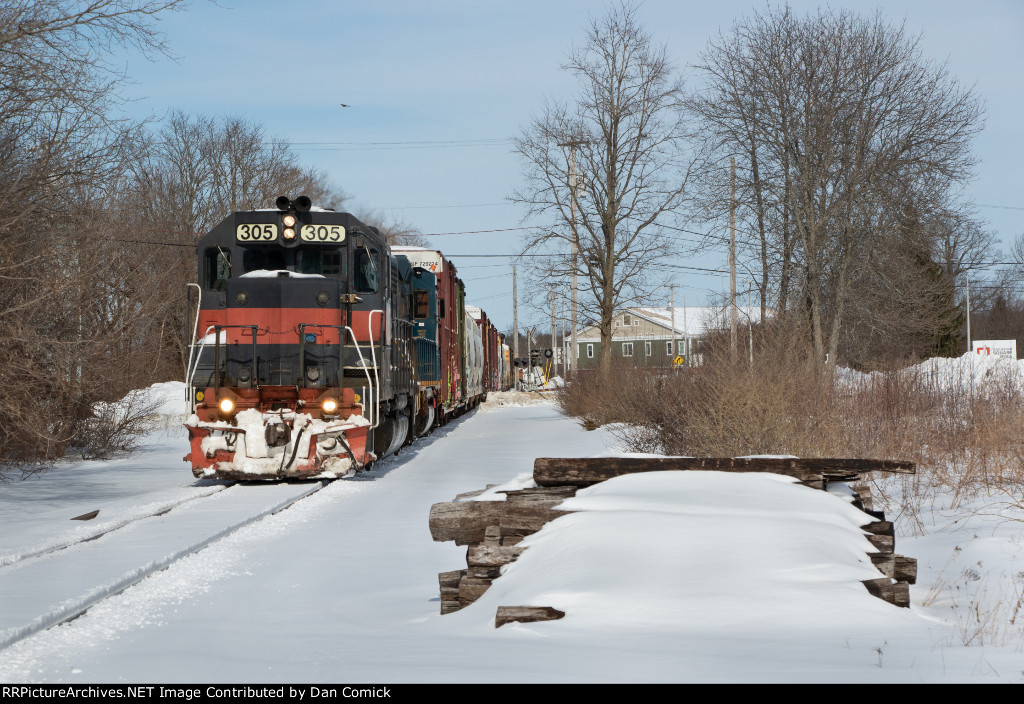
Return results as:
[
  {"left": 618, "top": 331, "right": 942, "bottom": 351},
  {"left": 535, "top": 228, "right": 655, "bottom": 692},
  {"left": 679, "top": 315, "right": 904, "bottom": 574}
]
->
[
  {"left": 838, "top": 351, "right": 1024, "bottom": 393},
  {"left": 471, "top": 472, "right": 896, "bottom": 634}
]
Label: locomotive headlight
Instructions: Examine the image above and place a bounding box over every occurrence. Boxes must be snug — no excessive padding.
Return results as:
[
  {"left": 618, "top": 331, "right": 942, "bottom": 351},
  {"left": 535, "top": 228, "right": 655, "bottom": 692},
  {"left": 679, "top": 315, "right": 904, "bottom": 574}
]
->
[
  {"left": 283, "top": 227, "right": 296, "bottom": 240},
  {"left": 283, "top": 214, "right": 297, "bottom": 227},
  {"left": 322, "top": 399, "right": 338, "bottom": 414},
  {"left": 316, "top": 291, "right": 330, "bottom": 306},
  {"left": 219, "top": 398, "right": 235, "bottom": 414},
  {"left": 235, "top": 291, "right": 248, "bottom": 305}
]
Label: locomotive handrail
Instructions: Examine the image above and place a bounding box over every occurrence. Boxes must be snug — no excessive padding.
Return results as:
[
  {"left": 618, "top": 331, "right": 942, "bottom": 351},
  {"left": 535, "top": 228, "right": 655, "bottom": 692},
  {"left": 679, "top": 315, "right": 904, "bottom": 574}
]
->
[
  {"left": 368, "top": 310, "right": 384, "bottom": 430},
  {"left": 186, "top": 325, "right": 258, "bottom": 409},
  {"left": 297, "top": 322, "right": 378, "bottom": 429},
  {"left": 185, "top": 283, "right": 202, "bottom": 402},
  {"left": 186, "top": 325, "right": 216, "bottom": 410}
]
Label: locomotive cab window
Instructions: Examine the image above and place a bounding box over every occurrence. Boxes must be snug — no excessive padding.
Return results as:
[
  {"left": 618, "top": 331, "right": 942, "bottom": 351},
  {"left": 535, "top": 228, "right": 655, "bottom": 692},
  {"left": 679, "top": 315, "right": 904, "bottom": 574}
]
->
[
  {"left": 243, "top": 248, "right": 286, "bottom": 273},
  {"left": 297, "top": 248, "right": 342, "bottom": 277},
  {"left": 354, "top": 247, "right": 379, "bottom": 293},
  {"left": 413, "top": 290, "right": 429, "bottom": 319},
  {"left": 204, "top": 248, "right": 231, "bottom": 291}
]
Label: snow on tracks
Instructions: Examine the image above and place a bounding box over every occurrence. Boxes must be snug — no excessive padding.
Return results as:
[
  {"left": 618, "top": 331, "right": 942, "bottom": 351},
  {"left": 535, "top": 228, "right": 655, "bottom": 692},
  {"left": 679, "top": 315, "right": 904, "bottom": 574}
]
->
[
  {"left": 0, "top": 485, "right": 230, "bottom": 568},
  {"left": 0, "top": 480, "right": 328, "bottom": 652}
]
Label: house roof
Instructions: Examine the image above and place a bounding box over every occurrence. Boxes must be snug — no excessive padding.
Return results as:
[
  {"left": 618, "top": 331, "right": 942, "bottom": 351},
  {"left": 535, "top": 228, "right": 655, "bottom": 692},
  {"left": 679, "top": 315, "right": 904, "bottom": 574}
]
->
[{"left": 577, "top": 305, "right": 766, "bottom": 341}]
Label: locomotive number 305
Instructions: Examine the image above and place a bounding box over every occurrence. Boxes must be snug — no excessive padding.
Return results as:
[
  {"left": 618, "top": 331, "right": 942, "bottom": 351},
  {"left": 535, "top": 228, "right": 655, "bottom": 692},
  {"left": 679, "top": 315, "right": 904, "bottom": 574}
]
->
[
  {"left": 300, "top": 224, "right": 345, "bottom": 242},
  {"left": 236, "top": 224, "right": 278, "bottom": 241}
]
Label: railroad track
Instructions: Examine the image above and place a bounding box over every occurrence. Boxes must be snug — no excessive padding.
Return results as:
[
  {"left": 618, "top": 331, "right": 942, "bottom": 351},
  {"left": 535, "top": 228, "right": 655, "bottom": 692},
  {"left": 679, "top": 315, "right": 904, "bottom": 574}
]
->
[
  {"left": 0, "top": 479, "right": 332, "bottom": 652},
  {"left": 0, "top": 484, "right": 233, "bottom": 569}
]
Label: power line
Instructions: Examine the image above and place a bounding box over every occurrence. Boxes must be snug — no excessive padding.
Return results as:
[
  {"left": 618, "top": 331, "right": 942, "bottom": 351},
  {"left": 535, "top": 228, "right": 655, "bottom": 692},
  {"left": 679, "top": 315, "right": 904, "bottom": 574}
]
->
[
  {"left": 463, "top": 273, "right": 513, "bottom": 282},
  {"left": 420, "top": 227, "right": 532, "bottom": 236},
  {"left": 290, "top": 139, "right": 511, "bottom": 146},
  {"left": 446, "top": 253, "right": 551, "bottom": 258},
  {"left": 291, "top": 140, "right": 513, "bottom": 152},
  {"left": 470, "top": 291, "right": 511, "bottom": 302},
  {"left": 388, "top": 202, "right": 513, "bottom": 210},
  {"left": 977, "top": 203, "right": 1024, "bottom": 211}
]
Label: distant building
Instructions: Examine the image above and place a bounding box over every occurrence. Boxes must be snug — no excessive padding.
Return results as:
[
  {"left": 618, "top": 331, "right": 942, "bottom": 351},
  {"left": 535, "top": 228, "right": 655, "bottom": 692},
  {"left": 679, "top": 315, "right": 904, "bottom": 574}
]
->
[{"left": 575, "top": 305, "right": 764, "bottom": 369}]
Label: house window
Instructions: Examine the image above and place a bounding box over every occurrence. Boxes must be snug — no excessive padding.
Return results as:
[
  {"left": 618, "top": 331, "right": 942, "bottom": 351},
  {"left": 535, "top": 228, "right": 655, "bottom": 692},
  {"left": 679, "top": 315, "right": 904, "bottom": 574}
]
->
[
  {"left": 645, "top": 341, "right": 652, "bottom": 356},
  {"left": 634, "top": 320, "right": 640, "bottom": 326},
  {"left": 586, "top": 344, "right": 594, "bottom": 359},
  {"left": 666, "top": 341, "right": 674, "bottom": 356},
  {"left": 623, "top": 314, "right": 632, "bottom": 326},
  {"left": 614, "top": 321, "right": 620, "bottom": 328},
  {"left": 622, "top": 343, "right": 633, "bottom": 357}
]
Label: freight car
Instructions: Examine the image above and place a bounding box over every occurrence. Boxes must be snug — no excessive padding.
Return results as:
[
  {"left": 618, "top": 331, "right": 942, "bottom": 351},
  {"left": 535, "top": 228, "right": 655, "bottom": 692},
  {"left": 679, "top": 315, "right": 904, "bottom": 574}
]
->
[{"left": 184, "top": 197, "right": 504, "bottom": 480}]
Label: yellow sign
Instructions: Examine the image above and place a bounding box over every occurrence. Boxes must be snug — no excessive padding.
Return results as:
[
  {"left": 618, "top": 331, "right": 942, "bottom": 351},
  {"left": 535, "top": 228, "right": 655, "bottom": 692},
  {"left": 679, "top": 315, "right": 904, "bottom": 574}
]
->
[
  {"left": 673, "top": 355, "right": 685, "bottom": 367},
  {"left": 195, "top": 390, "right": 205, "bottom": 402}
]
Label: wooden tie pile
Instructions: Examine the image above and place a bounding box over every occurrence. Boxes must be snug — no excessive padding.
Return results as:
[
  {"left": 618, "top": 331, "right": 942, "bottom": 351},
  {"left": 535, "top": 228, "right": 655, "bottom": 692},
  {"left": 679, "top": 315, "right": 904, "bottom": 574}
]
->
[{"left": 428, "top": 457, "right": 917, "bottom": 627}]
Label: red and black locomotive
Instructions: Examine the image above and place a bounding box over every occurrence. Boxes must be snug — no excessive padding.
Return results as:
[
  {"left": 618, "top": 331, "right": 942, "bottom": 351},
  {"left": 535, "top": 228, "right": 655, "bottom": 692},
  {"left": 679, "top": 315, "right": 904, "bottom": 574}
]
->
[{"left": 185, "top": 197, "right": 508, "bottom": 480}]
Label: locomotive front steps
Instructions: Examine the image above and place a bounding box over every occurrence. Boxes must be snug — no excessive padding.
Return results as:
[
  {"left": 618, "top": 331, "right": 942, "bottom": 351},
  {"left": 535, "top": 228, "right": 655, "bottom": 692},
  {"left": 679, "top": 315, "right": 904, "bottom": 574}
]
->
[{"left": 429, "top": 456, "right": 917, "bottom": 624}]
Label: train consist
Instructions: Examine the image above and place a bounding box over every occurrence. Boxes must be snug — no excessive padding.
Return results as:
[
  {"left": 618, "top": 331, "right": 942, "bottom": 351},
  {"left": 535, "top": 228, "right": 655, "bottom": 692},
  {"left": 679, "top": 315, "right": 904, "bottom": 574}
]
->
[{"left": 184, "top": 197, "right": 512, "bottom": 480}]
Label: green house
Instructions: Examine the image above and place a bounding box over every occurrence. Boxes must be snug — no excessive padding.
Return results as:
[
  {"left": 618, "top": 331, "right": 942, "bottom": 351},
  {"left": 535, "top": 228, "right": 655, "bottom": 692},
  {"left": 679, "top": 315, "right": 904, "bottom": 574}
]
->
[{"left": 575, "top": 306, "right": 762, "bottom": 370}]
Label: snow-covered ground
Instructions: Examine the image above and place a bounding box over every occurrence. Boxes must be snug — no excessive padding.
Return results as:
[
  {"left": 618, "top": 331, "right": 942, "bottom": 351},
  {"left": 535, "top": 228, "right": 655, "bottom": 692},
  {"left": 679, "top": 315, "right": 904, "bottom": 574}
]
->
[
  {"left": 839, "top": 349, "right": 1024, "bottom": 392},
  {"left": 0, "top": 382, "right": 1022, "bottom": 683}
]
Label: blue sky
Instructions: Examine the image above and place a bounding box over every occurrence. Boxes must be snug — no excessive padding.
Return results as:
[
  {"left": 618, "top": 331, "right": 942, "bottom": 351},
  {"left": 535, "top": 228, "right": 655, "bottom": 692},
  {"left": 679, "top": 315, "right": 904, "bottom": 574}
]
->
[{"left": 119, "top": 0, "right": 1024, "bottom": 330}]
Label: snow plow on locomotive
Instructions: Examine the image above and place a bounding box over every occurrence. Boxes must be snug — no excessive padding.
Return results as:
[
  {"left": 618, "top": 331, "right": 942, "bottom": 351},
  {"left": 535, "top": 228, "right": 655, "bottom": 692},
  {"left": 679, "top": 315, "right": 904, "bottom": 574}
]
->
[{"left": 184, "top": 197, "right": 506, "bottom": 480}]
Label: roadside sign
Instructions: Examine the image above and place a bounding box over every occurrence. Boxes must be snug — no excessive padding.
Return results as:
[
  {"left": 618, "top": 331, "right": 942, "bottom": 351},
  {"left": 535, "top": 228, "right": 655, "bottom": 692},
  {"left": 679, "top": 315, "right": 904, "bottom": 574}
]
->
[
  {"left": 973, "top": 340, "right": 1017, "bottom": 360},
  {"left": 673, "top": 355, "right": 684, "bottom": 367}
]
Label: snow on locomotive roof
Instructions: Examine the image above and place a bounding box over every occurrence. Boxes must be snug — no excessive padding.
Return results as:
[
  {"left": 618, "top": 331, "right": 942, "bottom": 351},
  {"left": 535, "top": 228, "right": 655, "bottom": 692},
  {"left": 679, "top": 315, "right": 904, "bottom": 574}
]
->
[
  {"left": 239, "top": 270, "right": 325, "bottom": 279},
  {"left": 251, "top": 206, "right": 336, "bottom": 212}
]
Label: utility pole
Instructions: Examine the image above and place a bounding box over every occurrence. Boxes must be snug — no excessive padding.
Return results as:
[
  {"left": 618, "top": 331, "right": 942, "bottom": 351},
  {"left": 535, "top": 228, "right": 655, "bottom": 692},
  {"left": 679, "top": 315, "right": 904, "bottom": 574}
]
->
[
  {"left": 729, "top": 156, "right": 738, "bottom": 359},
  {"left": 683, "top": 294, "right": 689, "bottom": 367},
  {"left": 966, "top": 271, "right": 972, "bottom": 353},
  {"left": 559, "top": 138, "right": 586, "bottom": 378},
  {"left": 549, "top": 288, "right": 557, "bottom": 378},
  {"left": 526, "top": 327, "right": 533, "bottom": 391},
  {"left": 560, "top": 299, "right": 566, "bottom": 379},
  {"left": 512, "top": 265, "right": 519, "bottom": 361},
  {"left": 669, "top": 285, "right": 676, "bottom": 369},
  {"left": 746, "top": 278, "right": 753, "bottom": 366}
]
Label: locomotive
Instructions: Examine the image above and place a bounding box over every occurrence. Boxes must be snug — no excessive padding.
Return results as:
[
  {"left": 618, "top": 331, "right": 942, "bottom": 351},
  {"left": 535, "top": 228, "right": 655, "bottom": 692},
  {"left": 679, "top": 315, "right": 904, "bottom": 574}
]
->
[{"left": 184, "top": 196, "right": 511, "bottom": 480}]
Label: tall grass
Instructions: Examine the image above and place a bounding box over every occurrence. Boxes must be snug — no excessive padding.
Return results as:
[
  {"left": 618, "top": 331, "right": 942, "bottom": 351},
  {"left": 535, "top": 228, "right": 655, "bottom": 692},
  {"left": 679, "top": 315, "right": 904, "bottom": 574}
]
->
[{"left": 558, "top": 321, "right": 1024, "bottom": 510}]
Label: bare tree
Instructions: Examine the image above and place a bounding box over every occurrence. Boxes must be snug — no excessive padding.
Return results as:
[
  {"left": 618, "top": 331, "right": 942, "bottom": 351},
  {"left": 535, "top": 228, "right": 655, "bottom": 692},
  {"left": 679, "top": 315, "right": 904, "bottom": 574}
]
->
[
  {"left": 689, "top": 7, "right": 984, "bottom": 366},
  {"left": 512, "top": 1, "right": 693, "bottom": 374},
  {"left": 0, "top": 1, "right": 186, "bottom": 226},
  {"left": 0, "top": 0, "right": 187, "bottom": 470},
  {"left": 359, "top": 210, "right": 430, "bottom": 248}
]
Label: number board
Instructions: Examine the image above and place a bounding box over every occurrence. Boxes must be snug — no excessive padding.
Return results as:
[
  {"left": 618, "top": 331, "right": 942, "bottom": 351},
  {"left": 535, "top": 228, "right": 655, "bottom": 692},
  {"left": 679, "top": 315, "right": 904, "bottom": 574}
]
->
[
  {"left": 236, "top": 224, "right": 278, "bottom": 242},
  {"left": 300, "top": 224, "right": 346, "bottom": 243}
]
